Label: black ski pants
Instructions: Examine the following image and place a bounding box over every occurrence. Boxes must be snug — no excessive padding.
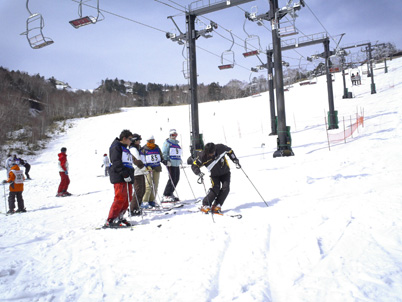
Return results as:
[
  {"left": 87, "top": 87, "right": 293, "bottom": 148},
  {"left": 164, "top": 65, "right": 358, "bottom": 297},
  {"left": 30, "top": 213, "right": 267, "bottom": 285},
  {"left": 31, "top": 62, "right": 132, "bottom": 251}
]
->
[
  {"left": 8, "top": 191, "right": 24, "bottom": 211},
  {"left": 163, "top": 166, "right": 180, "bottom": 197},
  {"left": 203, "top": 172, "right": 231, "bottom": 207},
  {"left": 24, "top": 163, "right": 31, "bottom": 179}
]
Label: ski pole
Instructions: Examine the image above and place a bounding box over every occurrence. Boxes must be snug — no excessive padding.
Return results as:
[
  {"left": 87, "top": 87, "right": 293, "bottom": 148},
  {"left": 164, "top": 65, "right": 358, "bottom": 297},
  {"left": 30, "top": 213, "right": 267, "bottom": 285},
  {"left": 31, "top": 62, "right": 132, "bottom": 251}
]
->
[
  {"left": 240, "top": 167, "right": 269, "bottom": 207},
  {"left": 126, "top": 182, "right": 134, "bottom": 231},
  {"left": 181, "top": 164, "right": 197, "bottom": 201},
  {"left": 3, "top": 183, "right": 7, "bottom": 214},
  {"left": 146, "top": 169, "right": 160, "bottom": 206},
  {"left": 131, "top": 183, "right": 143, "bottom": 220},
  {"left": 166, "top": 166, "right": 180, "bottom": 202}
]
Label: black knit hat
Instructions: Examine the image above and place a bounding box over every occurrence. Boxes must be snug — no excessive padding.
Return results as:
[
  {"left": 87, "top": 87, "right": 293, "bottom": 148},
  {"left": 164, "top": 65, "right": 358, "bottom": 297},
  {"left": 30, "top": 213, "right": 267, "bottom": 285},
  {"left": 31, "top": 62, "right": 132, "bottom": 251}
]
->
[
  {"left": 204, "top": 143, "right": 216, "bottom": 154},
  {"left": 61, "top": 147, "right": 67, "bottom": 152}
]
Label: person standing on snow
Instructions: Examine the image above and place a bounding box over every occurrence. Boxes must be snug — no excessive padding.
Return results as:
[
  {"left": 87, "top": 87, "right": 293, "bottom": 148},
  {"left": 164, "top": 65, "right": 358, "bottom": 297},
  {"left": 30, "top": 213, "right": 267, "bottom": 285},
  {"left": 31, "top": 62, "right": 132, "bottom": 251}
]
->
[
  {"left": 57, "top": 147, "right": 71, "bottom": 197},
  {"left": 16, "top": 157, "right": 31, "bottom": 180},
  {"left": 161, "top": 129, "right": 182, "bottom": 202},
  {"left": 129, "top": 133, "right": 147, "bottom": 216},
  {"left": 191, "top": 142, "right": 241, "bottom": 214},
  {"left": 5, "top": 154, "right": 16, "bottom": 177},
  {"left": 102, "top": 154, "right": 110, "bottom": 176},
  {"left": 140, "top": 135, "right": 163, "bottom": 208},
  {"left": 105, "top": 130, "right": 136, "bottom": 227},
  {"left": 2, "top": 158, "right": 26, "bottom": 214}
]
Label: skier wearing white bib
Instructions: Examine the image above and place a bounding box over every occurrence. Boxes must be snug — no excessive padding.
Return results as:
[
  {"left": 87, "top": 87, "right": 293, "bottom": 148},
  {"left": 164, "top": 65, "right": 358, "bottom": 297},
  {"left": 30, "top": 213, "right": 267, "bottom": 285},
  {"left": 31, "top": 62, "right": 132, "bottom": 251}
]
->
[
  {"left": 161, "top": 129, "right": 182, "bottom": 202},
  {"left": 2, "top": 158, "right": 26, "bottom": 214},
  {"left": 140, "top": 135, "right": 164, "bottom": 208}
]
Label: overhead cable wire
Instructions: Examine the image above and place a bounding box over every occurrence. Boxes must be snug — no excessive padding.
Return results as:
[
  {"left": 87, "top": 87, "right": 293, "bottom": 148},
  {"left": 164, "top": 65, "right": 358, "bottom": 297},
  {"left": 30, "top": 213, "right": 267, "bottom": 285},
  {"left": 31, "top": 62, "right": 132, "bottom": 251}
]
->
[
  {"left": 70, "top": 0, "right": 263, "bottom": 76},
  {"left": 303, "top": 0, "right": 337, "bottom": 46},
  {"left": 154, "top": 0, "right": 186, "bottom": 14},
  {"left": 71, "top": 0, "right": 167, "bottom": 33}
]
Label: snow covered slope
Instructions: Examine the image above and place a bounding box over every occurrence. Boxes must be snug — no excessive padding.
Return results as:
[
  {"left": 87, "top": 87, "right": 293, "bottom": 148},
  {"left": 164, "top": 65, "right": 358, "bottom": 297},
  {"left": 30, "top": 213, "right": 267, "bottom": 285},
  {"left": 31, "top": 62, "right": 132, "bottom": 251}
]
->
[{"left": 1, "top": 58, "right": 402, "bottom": 302}]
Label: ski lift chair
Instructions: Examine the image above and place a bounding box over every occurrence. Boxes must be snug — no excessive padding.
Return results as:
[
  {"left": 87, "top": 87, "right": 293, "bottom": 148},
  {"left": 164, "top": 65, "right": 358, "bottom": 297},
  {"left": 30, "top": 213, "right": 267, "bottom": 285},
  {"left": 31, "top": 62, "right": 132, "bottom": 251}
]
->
[
  {"left": 242, "top": 18, "right": 262, "bottom": 57},
  {"left": 276, "top": 2, "right": 300, "bottom": 38},
  {"left": 218, "top": 50, "right": 235, "bottom": 70},
  {"left": 309, "top": 72, "right": 317, "bottom": 85},
  {"left": 243, "top": 36, "right": 261, "bottom": 57},
  {"left": 69, "top": 0, "right": 104, "bottom": 29},
  {"left": 21, "top": 13, "right": 54, "bottom": 49},
  {"left": 218, "top": 31, "right": 235, "bottom": 70}
]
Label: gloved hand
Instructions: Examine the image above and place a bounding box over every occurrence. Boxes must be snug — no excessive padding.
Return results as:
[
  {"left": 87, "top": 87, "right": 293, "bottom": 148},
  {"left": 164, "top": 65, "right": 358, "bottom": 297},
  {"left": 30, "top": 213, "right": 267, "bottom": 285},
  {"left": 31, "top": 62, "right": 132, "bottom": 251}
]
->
[
  {"left": 65, "top": 170, "right": 68, "bottom": 175},
  {"left": 124, "top": 176, "right": 132, "bottom": 182},
  {"left": 166, "top": 161, "right": 171, "bottom": 167},
  {"left": 101, "top": 164, "right": 104, "bottom": 168},
  {"left": 233, "top": 159, "right": 241, "bottom": 169},
  {"left": 2, "top": 180, "right": 7, "bottom": 184},
  {"left": 162, "top": 160, "right": 168, "bottom": 166},
  {"left": 197, "top": 172, "right": 205, "bottom": 184}
]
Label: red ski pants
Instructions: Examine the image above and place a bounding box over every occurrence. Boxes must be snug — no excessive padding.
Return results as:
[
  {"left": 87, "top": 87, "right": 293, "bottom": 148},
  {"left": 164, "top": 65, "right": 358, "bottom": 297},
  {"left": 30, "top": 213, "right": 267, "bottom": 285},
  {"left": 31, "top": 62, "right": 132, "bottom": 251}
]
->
[
  {"left": 58, "top": 172, "right": 70, "bottom": 193},
  {"left": 107, "top": 183, "right": 133, "bottom": 220}
]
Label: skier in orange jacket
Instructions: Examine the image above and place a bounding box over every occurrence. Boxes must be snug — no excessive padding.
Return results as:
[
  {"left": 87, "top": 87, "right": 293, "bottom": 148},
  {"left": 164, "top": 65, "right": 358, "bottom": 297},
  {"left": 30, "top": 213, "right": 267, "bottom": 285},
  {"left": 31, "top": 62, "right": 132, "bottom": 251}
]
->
[{"left": 2, "top": 159, "right": 26, "bottom": 214}]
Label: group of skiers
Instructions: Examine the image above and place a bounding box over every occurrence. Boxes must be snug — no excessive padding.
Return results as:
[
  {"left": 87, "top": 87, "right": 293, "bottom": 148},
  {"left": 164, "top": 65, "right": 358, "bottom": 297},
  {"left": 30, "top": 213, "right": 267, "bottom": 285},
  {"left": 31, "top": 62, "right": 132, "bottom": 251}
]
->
[
  {"left": 2, "top": 129, "right": 241, "bottom": 224},
  {"left": 104, "top": 129, "right": 241, "bottom": 228},
  {"left": 2, "top": 154, "right": 31, "bottom": 214}
]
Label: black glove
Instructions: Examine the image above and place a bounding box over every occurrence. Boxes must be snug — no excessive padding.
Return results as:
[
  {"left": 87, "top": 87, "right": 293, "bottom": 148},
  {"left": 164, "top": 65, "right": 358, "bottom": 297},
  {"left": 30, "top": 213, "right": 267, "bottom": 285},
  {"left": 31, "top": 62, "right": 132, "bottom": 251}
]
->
[
  {"left": 233, "top": 159, "right": 241, "bottom": 169},
  {"left": 197, "top": 172, "right": 205, "bottom": 184},
  {"left": 2, "top": 180, "right": 7, "bottom": 184},
  {"left": 162, "top": 160, "right": 168, "bottom": 166}
]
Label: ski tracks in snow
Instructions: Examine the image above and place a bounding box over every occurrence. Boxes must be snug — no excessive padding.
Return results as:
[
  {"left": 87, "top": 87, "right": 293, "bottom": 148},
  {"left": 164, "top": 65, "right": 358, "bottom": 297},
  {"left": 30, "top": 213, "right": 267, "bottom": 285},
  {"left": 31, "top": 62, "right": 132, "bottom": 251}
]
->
[{"left": 204, "top": 212, "right": 272, "bottom": 302}]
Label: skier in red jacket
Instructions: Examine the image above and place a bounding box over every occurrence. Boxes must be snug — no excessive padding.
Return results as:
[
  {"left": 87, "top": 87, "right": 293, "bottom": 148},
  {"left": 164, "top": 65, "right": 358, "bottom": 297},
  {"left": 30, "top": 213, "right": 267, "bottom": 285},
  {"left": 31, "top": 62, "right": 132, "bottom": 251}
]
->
[{"left": 57, "top": 147, "right": 71, "bottom": 197}]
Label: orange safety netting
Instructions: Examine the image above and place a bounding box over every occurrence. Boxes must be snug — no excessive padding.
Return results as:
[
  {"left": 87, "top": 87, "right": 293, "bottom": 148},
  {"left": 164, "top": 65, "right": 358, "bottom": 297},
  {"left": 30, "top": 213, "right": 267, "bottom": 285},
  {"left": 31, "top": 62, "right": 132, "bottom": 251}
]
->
[{"left": 328, "top": 116, "right": 364, "bottom": 143}]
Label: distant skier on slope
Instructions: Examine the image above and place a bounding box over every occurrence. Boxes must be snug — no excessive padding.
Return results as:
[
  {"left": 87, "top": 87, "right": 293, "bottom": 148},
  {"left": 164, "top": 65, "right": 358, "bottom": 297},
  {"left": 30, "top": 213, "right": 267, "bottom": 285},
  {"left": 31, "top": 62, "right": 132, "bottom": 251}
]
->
[
  {"left": 191, "top": 142, "right": 241, "bottom": 214},
  {"left": 56, "top": 147, "right": 71, "bottom": 197},
  {"left": 101, "top": 153, "right": 110, "bottom": 176},
  {"left": 17, "top": 157, "right": 31, "bottom": 180},
  {"left": 4, "top": 154, "right": 16, "bottom": 177},
  {"left": 2, "top": 158, "right": 26, "bottom": 214}
]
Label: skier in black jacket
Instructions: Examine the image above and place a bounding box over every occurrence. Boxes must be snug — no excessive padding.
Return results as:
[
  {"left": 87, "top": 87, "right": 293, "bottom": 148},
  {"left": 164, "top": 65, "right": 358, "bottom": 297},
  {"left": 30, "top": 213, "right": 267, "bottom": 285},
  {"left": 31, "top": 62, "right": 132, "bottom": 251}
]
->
[
  {"left": 191, "top": 142, "right": 240, "bottom": 214},
  {"left": 105, "top": 130, "right": 141, "bottom": 227}
]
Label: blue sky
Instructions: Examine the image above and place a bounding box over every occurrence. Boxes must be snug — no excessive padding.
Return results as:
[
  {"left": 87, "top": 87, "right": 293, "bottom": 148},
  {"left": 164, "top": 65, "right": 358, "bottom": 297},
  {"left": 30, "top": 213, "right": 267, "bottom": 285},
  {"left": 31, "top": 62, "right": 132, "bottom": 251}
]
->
[{"left": 1, "top": 0, "right": 401, "bottom": 90}]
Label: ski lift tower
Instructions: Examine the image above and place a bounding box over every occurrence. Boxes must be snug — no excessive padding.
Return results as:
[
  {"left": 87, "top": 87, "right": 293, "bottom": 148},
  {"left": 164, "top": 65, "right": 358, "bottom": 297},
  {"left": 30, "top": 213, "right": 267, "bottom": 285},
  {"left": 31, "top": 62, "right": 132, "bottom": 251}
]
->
[
  {"left": 253, "top": 0, "right": 304, "bottom": 157},
  {"left": 185, "top": 0, "right": 255, "bottom": 159}
]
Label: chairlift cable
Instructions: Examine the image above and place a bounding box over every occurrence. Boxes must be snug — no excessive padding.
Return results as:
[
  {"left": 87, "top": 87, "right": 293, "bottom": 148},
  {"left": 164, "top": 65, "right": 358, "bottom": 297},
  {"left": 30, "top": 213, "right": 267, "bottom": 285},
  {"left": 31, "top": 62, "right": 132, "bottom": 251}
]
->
[
  {"left": 303, "top": 0, "right": 337, "bottom": 46},
  {"left": 154, "top": 0, "right": 186, "bottom": 14},
  {"left": 71, "top": 0, "right": 167, "bottom": 33}
]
